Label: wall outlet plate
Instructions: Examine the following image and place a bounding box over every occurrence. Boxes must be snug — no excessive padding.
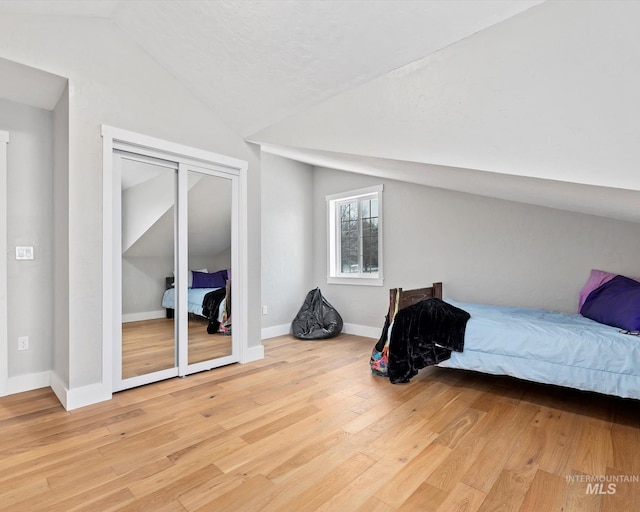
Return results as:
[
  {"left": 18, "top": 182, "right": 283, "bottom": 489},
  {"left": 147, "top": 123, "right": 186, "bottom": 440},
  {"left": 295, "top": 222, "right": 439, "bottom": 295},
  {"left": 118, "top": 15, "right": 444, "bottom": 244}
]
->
[{"left": 18, "top": 336, "right": 29, "bottom": 351}]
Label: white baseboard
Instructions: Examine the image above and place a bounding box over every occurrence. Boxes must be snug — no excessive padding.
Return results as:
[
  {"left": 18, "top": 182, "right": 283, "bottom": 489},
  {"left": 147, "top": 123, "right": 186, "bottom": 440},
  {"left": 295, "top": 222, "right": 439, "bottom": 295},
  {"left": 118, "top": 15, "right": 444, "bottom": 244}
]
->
[
  {"left": 49, "top": 371, "right": 68, "bottom": 409},
  {"left": 342, "top": 323, "right": 380, "bottom": 339},
  {"left": 261, "top": 324, "right": 382, "bottom": 340},
  {"left": 261, "top": 323, "right": 291, "bottom": 340},
  {"left": 241, "top": 343, "right": 265, "bottom": 363},
  {"left": 67, "top": 383, "right": 111, "bottom": 411},
  {"left": 261, "top": 322, "right": 379, "bottom": 340},
  {"left": 122, "top": 310, "right": 166, "bottom": 323},
  {"left": 50, "top": 371, "right": 111, "bottom": 411},
  {"left": 7, "top": 370, "right": 51, "bottom": 395}
]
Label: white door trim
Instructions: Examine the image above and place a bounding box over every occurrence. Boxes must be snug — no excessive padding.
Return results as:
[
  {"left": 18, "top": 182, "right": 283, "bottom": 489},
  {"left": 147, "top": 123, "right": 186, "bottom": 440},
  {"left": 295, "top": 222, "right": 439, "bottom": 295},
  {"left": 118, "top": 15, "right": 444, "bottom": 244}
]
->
[
  {"left": 102, "top": 125, "right": 248, "bottom": 398},
  {"left": 0, "top": 130, "right": 8, "bottom": 397}
]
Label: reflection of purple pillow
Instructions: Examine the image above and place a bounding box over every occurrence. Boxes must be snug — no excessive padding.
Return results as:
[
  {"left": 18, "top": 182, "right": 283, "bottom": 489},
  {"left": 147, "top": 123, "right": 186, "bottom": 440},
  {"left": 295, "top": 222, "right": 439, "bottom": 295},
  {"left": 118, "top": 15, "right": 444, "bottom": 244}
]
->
[
  {"left": 581, "top": 275, "right": 640, "bottom": 331},
  {"left": 192, "top": 270, "right": 226, "bottom": 289}
]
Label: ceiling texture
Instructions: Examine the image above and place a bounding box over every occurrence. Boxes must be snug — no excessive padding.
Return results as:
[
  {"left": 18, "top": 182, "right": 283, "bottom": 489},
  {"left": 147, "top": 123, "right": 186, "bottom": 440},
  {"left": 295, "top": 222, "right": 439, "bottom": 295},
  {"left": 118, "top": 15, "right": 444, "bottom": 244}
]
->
[
  {"left": 1, "top": 0, "right": 639, "bottom": 223},
  {"left": 0, "top": 0, "right": 540, "bottom": 136}
]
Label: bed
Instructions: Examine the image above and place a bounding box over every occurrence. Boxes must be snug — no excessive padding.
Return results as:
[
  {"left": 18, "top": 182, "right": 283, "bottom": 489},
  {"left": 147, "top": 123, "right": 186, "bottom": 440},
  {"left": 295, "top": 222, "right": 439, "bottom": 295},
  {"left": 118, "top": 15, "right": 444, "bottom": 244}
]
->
[
  {"left": 161, "top": 270, "right": 231, "bottom": 334},
  {"left": 377, "top": 282, "right": 640, "bottom": 399}
]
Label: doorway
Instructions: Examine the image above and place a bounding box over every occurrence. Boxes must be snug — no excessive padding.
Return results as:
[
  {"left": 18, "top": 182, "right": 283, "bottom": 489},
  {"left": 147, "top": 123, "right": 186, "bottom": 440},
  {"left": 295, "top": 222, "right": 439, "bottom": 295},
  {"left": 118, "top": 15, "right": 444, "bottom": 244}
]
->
[{"left": 102, "top": 127, "right": 248, "bottom": 393}]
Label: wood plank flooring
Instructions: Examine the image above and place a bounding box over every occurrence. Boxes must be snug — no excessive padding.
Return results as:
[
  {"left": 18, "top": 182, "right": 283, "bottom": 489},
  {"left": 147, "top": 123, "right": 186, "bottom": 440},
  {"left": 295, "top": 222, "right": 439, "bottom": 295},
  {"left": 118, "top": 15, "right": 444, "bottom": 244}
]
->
[
  {"left": 122, "top": 318, "right": 232, "bottom": 378},
  {"left": 1, "top": 333, "right": 639, "bottom": 511}
]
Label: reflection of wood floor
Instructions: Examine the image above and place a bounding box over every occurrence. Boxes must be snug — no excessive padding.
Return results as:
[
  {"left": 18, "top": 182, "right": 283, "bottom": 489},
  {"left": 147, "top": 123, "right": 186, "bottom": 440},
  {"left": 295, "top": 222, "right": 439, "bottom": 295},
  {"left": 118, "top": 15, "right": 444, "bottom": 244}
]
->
[{"left": 121, "top": 317, "right": 232, "bottom": 378}]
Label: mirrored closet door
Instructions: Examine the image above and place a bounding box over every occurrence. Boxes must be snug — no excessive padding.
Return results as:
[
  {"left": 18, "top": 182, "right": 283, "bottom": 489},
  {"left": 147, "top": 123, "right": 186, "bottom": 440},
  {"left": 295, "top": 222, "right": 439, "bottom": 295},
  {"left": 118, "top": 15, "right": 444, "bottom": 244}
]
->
[
  {"left": 178, "top": 165, "right": 237, "bottom": 376},
  {"left": 113, "top": 151, "right": 238, "bottom": 392},
  {"left": 185, "top": 169, "right": 234, "bottom": 367},
  {"left": 116, "top": 151, "right": 179, "bottom": 389}
]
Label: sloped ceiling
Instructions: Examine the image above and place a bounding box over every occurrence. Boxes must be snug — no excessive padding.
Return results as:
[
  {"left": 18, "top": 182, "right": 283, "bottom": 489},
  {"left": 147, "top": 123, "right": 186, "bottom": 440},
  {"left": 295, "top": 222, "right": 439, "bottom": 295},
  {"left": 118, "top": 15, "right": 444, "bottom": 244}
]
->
[
  {"left": 1, "top": 0, "right": 638, "bottom": 222},
  {"left": 109, "top": 0, "right": 542, "bottom": 138},
  {"left": 0, "top": 0, "right": 540, "bottom": 136},
  {"left": 250, "top": 0, "right": 640, "bottom": 222}
]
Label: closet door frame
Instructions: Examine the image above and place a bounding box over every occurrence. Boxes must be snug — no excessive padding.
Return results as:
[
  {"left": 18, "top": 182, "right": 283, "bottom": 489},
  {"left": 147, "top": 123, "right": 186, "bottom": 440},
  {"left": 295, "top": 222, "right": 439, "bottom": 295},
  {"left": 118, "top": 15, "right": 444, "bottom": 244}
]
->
[{"left": 102, "top": 125, "right": 248, "bottom": 396}]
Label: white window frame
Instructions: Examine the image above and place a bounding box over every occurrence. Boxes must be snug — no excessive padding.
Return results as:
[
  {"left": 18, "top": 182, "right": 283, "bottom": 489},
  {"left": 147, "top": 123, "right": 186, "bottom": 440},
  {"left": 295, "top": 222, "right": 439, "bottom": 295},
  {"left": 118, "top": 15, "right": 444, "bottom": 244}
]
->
[{"left": 326, "top": 184, "right": 383, "bottom": 286}]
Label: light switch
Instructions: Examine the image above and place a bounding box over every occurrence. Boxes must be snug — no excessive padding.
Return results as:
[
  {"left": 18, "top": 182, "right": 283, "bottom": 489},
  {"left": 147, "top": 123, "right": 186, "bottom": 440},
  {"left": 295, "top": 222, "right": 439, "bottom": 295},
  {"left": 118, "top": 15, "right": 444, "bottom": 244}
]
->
[{"left": 16, "top": 246, "right": 34, "bottom": 260}]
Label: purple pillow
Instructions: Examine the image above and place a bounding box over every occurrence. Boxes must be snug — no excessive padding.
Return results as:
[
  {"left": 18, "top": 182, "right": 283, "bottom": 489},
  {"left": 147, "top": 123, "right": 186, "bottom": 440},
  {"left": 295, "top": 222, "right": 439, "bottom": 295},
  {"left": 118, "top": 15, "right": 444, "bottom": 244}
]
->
[
  {"left": 580, "top": 275, "right": 640, "bottom": 331},
  {"left": 191, "top": 270, "right": 226, "bottom": 289},
  {"left": 577, "top": 269, "right": 617, "bottom": 312}
]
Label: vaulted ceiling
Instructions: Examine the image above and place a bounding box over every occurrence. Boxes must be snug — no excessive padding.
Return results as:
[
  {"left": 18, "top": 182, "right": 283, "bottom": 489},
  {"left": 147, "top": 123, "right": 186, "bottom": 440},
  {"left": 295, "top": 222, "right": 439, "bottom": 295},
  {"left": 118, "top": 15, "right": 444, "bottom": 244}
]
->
[
  {"left": 0, "top": 0, "right": 540, "bottom": 136},
  {"left": 1, "top": 0, "right": 639, "bottom": 223}
]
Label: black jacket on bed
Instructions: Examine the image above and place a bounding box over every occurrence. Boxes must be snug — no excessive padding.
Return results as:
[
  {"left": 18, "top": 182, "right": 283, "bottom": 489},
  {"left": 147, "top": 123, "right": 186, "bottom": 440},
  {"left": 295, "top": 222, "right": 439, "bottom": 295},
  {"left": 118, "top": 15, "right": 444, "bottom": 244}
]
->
[
  {"left": 202, "top": 288, "right": 226, "bottom": 334},
  {"left": 388, "top": 298, "right": 470, "bottom": 384}
]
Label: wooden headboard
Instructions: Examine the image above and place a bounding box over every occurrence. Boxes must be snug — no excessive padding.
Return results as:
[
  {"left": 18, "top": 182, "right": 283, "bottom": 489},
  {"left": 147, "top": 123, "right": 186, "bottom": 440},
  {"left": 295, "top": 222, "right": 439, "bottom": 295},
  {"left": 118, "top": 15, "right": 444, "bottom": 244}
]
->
[{"left": 389, "top": 282, "right": 442, "bottom": 323}]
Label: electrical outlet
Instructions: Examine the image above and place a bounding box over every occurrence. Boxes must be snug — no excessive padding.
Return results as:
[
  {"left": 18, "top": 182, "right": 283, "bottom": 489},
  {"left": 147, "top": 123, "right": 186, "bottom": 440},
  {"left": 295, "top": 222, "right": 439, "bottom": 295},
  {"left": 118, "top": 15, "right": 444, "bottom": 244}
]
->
[{"left": 18, "top": 336, "right": 29, "bottom": 351}]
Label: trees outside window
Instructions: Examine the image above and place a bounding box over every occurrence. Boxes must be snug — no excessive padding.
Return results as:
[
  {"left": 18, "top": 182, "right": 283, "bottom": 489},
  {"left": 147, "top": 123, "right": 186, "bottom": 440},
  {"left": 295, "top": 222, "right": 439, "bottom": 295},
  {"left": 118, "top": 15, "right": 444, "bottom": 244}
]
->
[{"left": 327, "top": 185, "right": 383, "bottom": 286}]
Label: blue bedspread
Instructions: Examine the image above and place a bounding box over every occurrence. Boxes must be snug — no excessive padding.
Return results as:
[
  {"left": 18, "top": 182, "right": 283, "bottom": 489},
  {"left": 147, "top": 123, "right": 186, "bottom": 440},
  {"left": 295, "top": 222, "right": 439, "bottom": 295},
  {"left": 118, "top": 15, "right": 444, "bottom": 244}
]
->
[
  {"left": 438, "top": 301, "right": 640, "bottom": 399},
  {"left": 161, "top": 287, "right": 220, "bottom": 317}
]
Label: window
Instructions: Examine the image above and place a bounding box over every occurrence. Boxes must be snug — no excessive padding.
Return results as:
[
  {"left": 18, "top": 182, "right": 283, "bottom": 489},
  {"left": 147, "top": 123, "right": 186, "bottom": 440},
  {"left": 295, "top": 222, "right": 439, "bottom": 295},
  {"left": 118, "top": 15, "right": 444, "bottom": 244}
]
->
[{"left": 327, "top": 185, "right": 383, "bottom": 286}]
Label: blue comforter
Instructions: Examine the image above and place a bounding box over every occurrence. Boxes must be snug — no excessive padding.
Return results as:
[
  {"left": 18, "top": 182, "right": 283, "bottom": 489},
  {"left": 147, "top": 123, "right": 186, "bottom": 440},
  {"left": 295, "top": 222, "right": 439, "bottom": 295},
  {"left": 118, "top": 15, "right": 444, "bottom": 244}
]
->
[
  {"left": 438, "top": 300, "right": 640, "bottom": 399},
  {"left": 161, "top": 287, "right": 220, "bottom": 317}
]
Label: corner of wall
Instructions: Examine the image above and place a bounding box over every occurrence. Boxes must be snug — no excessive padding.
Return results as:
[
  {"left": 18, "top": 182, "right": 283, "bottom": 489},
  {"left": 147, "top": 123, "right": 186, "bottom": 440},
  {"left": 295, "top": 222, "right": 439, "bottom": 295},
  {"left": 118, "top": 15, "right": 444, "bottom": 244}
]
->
[
  {"left": 50, "top": 370, "right": 112, "bottom": 411},
  {"left": 7, "top": 371, "right": 51, "bottom": 396},
  {"left": 48, "top": 370, "right": 68, "bottom": 409},
  {"left": 241, "top": 343, "right": 265, "bottom": 363},
  {"left": 52, "top": 80, "right": 70, "bottom": 392}
]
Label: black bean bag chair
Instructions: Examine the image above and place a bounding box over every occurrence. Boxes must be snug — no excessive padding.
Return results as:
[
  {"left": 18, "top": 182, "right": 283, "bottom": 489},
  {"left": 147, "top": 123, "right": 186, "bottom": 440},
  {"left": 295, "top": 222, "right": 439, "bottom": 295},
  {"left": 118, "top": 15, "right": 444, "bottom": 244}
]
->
[{"left": 292, "top": 288, "right": 343, "bottom": 340}]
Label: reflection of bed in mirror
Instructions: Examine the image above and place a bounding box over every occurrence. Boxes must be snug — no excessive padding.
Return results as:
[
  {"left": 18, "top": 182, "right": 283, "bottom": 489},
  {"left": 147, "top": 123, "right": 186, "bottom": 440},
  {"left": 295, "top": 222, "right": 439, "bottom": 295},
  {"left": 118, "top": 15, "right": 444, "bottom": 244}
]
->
[{"left": 162, "top": 270, "right": 232, "bottom": 335}]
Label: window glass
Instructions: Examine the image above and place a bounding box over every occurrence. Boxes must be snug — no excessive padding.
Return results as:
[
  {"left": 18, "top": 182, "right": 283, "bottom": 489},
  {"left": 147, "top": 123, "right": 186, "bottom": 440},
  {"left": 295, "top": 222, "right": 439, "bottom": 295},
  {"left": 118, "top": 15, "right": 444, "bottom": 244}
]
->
[{"left": 327, "top": 185, "right": 383, "bottom": 286}]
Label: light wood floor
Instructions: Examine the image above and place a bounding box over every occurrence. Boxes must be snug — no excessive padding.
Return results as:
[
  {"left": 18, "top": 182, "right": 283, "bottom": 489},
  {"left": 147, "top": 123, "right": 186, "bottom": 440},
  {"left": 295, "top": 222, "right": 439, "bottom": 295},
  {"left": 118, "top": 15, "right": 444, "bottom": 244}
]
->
[
  {"left": 1, "top": 334, "right": 639, "bottom": 511},
  {"left": 122, "top": 317, "right": 232, "bottom": 378}
]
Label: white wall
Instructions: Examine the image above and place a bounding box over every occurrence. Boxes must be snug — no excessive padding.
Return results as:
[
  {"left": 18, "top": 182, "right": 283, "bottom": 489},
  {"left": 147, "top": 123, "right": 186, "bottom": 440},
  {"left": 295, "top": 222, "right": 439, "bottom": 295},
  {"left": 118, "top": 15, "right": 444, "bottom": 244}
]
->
[
  {"left": 121, "top": 256, "right": 171, "bottom": 319},
  {"left": 0, "top": 99, "right": 54, "bottom": 380},
  {"left": 261, "top": 152, "right": 314, "bottom": 332},
  {"left": 0, "top": 14, "right": 261, "bottom": 403},
  {"left": 207, "top": 246, "right": 232, "bottom": 274},
  {"left": 313, "top": 167, "right": 640, "bottom": 330}
]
